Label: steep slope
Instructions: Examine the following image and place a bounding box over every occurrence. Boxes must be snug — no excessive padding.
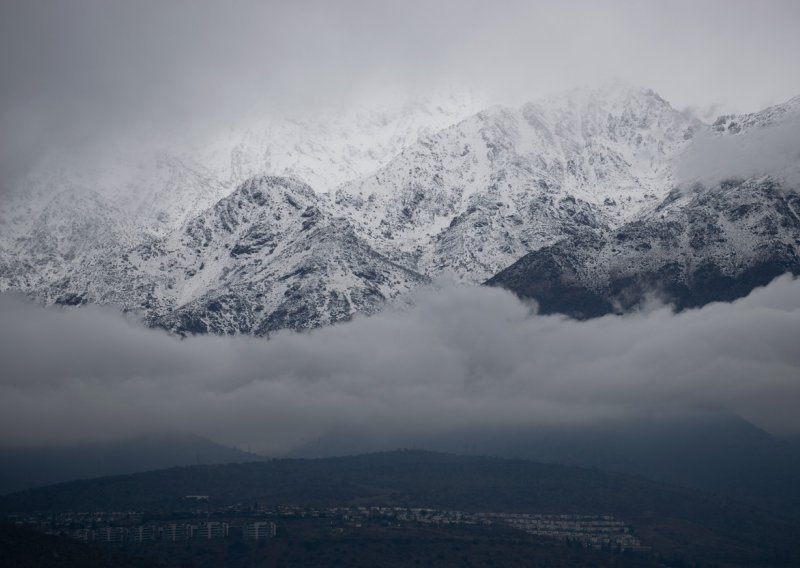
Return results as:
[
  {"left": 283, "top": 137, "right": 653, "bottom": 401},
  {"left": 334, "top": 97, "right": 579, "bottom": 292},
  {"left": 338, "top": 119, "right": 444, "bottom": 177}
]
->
[
  {"left": 332, "top": 83, "right": 700, "bottom": 282},
  {"left": 207, "top": 91, "right": 486, "bottom": 195},
  {"left": 32, "top": 176, "right": 427, "bottom": 336},
  {"left": 3, "top": 86, "right": 798, "bottom": 333},
  {"left": 487, "top": 96, "right": 800, "bottom": 317},
  {"left": 0, "top": 92, "right": 479, "bottom": 288},
  {"left": 0, "top": 93, "right": 476, "bottom": 333},
  {"left": 0, "top": 190, "right": 134, "bottom": 296},
  {"left": 0, "top": 92, "right": 482, "bottom": 244},
  {"left": 487, "top": 178, "right": 800, "bottom": 317},
  {"left": 153, "top": 176, "right": 428, "bottom": 335}
]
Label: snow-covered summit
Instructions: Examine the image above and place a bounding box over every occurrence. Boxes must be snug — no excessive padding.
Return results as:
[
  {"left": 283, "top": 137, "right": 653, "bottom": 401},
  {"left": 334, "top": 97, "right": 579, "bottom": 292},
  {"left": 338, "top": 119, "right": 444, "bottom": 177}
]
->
[{"left": 331, "top": 83, "right": 701, "bottom": 282}]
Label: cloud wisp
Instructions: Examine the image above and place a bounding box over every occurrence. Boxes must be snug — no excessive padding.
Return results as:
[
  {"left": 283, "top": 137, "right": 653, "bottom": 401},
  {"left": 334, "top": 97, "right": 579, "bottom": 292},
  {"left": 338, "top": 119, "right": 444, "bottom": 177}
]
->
[
  {"left": 676, "top": 113, "right": 800, "bottom": 190},
  {"left": 1, "top": 275, "right": 799, "bottom": 453}
]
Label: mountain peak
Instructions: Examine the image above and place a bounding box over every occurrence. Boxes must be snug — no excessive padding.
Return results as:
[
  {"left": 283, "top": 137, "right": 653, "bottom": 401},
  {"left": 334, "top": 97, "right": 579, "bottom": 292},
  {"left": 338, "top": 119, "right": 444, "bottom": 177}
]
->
[
  {"left": 235, "top": 175, "right": 318, "bottom": 205},
  {"left": 537, "top": 81, "right": 673, "bottom": 112}
]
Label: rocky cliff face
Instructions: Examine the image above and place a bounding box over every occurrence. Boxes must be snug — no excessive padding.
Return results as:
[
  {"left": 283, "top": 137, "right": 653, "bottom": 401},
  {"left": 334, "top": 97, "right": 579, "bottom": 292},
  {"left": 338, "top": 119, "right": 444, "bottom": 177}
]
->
[
  {"left": 149, "top": 176, "right": 428, "bottom": 336},
  {"left": 19, "top": 176, "right": 427, "bottom": 336},
  {"left": 487, "top": 178, "right": 800, "bottom": 317},
  {"left": 331, "top": 84, "right": 700, "bottom": 282},
  {"left": 487, "top": 96, "right": 800, "bottom": 316}
]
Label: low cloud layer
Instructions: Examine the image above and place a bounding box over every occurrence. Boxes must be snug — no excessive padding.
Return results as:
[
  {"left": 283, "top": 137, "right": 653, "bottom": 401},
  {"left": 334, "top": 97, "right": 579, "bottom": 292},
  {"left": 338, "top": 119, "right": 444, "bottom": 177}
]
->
[{"left": 2, "top": 276, "right": 800, "bottom": 453}]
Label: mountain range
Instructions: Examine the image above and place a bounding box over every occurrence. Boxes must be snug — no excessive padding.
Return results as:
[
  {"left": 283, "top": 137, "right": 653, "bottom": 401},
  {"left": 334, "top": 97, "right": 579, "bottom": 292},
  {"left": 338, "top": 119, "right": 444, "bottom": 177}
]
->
[{"left": 1, "top": 84, "right": 798, "bottom": 333}]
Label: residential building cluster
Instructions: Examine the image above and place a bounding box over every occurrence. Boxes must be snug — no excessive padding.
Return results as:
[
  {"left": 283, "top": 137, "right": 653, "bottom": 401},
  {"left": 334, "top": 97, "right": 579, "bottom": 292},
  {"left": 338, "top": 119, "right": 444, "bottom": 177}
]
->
[
  {"left": 8, "top": 504, "right": 646, "bottom": 552},
  {"left": 499, "top": 513, "right": 646, "bottom": 550},
  {"left": 306, "top": 506, "right": 648, "bottom": 552},
  {"left": 12, "top": 516, "right": 276, "bottom": 545}
]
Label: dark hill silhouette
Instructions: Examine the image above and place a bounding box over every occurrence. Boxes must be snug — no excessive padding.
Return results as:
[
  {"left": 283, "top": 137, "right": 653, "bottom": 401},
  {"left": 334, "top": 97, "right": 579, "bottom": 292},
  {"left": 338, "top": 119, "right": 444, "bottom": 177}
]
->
[
  {"left": 0, "top": 432, "right": 263, "bottom": 495},
  {"left": 2, "top": 450, "right": 799, "bottom": 566}
]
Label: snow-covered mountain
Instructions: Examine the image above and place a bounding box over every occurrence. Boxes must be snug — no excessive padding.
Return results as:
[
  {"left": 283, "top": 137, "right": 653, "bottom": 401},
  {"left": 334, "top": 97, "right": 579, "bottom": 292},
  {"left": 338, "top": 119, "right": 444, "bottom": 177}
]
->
[
  {"left": 206, "top": 91, "right": 487, "bottom": 196},
  {"left": 2, "top": 84, "right": 798, "bottom": 333},
  {"left": 488, "top": 96, "right": 800, "bottom": 316},
  {"left": 488, "top": 177, "right": 800, "bottom": 318},
  {"left": 331, "top": 83, "right": 701, "bottom": 282},
  {"left": 147, "top": 176, "right": 428, "bottom": 335},
  {"left": 0, "top": 91, "right": 484, "bottom": 237},
  {"left": 16, "top": 176, "right": 428, "bottom": 336},
  {"left": 0, "top": 91, "right": 479, "bottom": 333}
]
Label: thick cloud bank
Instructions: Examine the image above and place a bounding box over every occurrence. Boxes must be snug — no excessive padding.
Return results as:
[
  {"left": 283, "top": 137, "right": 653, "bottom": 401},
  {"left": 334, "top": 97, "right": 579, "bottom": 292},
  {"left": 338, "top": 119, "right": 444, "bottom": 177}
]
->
[{"left": 1, "top": 276, "right": 800, "bottom": 452}]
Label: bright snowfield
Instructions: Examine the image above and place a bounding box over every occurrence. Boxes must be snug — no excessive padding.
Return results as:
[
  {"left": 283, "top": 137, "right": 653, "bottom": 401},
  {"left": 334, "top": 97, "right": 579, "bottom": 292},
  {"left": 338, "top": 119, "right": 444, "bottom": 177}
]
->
[{"left": 1, "top": 83, "right": 799, "bottom": 335}]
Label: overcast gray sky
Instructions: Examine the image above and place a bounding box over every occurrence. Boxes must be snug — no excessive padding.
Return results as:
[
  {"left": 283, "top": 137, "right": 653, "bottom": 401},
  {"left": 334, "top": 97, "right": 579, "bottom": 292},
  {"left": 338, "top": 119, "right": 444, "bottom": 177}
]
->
[{"left": 2, "top": 0, "right": 800, "bottom": 190}]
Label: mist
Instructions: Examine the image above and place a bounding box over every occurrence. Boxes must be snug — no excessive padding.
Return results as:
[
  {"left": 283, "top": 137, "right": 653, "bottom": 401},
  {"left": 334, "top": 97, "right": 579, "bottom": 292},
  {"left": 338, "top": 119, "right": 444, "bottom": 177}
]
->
[
  {"left": 676, "top": 113, "right": 800, "bottom": 190},
  {"left": 1, "top": 275, "right": 799, "bottom": 453},
  {"left": 3, "top": 0, "right": 800, "bottom": 194}
]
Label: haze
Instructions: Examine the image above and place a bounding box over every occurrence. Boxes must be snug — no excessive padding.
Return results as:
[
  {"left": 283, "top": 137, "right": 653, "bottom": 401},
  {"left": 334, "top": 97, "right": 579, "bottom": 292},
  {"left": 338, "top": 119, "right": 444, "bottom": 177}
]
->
[{"left": 2, "top": 0, "right": 800, "bottom": 193}]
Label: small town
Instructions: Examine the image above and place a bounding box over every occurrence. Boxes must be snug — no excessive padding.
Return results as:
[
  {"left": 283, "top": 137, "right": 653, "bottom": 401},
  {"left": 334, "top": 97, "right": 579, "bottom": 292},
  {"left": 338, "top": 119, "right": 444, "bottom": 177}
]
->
[{"left": 8, "top": 500, "right": 647, "bottom": 552}]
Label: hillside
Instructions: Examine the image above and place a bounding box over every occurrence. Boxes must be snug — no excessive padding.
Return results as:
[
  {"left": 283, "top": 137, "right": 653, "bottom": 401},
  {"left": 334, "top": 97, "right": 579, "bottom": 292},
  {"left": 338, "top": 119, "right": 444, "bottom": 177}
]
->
[
  {"left": 0, "top": 433, "right": 263, "bottom": 495},
  {"left": 2, "top": 451, "right": 799, "bottom": 566}
]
